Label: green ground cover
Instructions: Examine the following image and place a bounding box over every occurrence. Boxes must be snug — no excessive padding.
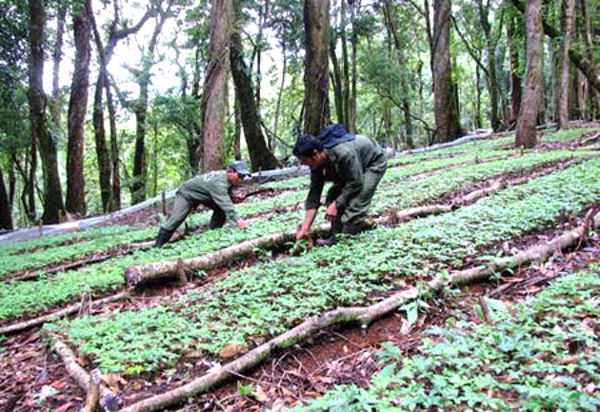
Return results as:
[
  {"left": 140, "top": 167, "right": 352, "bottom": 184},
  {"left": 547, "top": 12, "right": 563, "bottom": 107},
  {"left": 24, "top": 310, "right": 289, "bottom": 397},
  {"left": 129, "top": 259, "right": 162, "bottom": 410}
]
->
[
  {"left": 47, "top": 159, "right": 600, "bottom": 376},
  {"left": 296, "top": 269, "right": 600, "bottom": 411},
  {"left": 0, "top": 150, "right": 587, "bottom": 323},
  {"left": 0, "top": 226, "right": 157, "bottom": 278},
  {"left": 0, "top": 211, "right": 301, "bottom": 322},
  {"left": 0, "top": 225, "right": 134, "bottom": 257}
]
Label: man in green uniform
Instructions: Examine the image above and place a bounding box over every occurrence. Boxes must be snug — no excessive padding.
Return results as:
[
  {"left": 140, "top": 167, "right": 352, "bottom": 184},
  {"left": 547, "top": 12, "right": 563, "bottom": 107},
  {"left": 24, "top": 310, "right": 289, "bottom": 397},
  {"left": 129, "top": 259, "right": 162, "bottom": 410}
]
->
[
  {"left": 154, "top": 161, "right": 251, "bottom": 248},
  {"left": 294, "top": 124, "right": 387, "bottom": 245}
]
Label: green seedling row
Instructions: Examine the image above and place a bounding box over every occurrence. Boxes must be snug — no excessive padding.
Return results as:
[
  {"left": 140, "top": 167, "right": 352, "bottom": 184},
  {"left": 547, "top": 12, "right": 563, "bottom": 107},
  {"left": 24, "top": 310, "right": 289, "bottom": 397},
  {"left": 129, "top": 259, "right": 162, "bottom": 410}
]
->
[
  {"left": 0, "top": 150, "right": 587, "bottom": 323},
  {"left": 0, "top": 211, "right": 302, "bottom": 323},
  {"left": 0, "top": 227, "right": 158, "bottom": 278},
  {"left": 0, "top": 225, "right": 134, "bottom": 257},
  {"left": 49, "top": 159, "right": 600, "bottom": 375},
  {"left": 370, "top": 149, "right": 593, "bottom": 214},
  {"left": 296, "top": 269, "right": 600, "bottom": 411}
]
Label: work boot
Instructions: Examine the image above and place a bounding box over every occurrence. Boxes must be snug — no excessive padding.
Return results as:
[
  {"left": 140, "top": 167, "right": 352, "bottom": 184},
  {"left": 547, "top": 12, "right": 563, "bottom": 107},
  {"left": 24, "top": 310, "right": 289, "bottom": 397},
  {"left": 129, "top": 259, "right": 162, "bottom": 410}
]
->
[
  {"left": 154, "top": 227, "right": 174, "bottom": 248},
  {"left": 343, "top": 219, "right": 376, "bottom": 236},
  {"left": 316, "top": 215, "right": 342, "bottom": 246}
]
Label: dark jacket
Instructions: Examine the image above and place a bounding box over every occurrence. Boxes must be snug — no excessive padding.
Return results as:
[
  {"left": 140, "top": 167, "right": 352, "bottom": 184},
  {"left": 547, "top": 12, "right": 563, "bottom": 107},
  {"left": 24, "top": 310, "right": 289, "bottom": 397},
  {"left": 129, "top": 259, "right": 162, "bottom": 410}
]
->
[{"left": 305, "top": 134, "right": 387, "bottom": 210}]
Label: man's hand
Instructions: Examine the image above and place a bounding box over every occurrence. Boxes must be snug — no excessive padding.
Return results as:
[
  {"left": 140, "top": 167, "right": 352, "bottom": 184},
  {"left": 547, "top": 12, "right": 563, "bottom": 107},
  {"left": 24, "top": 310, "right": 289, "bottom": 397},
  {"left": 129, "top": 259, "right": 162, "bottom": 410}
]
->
[
  {"left": 325, "top": 201, "right": 338, "bottom": 221},
  {"left": 236, "top": 219, "right": 248, "bottom": 229},
  {"left": 296, "top": 226, "right": 311, "bottom": 241}
]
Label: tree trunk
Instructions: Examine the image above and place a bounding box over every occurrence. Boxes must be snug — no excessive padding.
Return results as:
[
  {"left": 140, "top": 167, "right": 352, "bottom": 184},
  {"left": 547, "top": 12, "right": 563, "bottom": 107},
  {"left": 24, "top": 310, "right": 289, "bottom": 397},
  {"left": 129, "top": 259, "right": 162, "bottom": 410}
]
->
[
  {"left": 66, "top": 0, "right": 91, "bottom": 215},
  {"left": 511, "top": 0, "right": 600, "bottom": 95},
  {"left": 475, "top": 65, "right": 483, "bottom": 129},
  {"left": 303, "top": 0, "right": 331, "bottom": 135},
  {"left": 383, "top": 0, "right": 413, "bottom": 148},
  {"left": 556, "top": 0, "right": 576, "bottom": 129},
  {"left": 507, "top": 14, "right": 522, "bottom": 128},
  {"left": 90, "top": 12, "right": 113, "bottom": 213},
  {"left": 515, "top": 0, "right": 543, "bottom": 148},
  {"left": 341, "top": 0, "right": 351, "bottom": 131},
  {"left": 349, "top": 1, "right": 358, "bottom": 133},
  {"left": 202, "top": 0, "right": 233, "bottom": 171},
  {"left": 230, "top": 3, "right": 278, "bottom": 172},
  {"left": 273, "top": 42, "right": 287, "bottom": 140},
  {"left": 131, "top": 5, "right": 171, "bottom": 204},
  {"left": 107, "top": 82, "right": 121, "bottom": 210},
  {"left": 0, "top": 169, "right": 13, "bottom": 230},
  {"left": 432, "top": 0, "right": 462, "bottom": 143},
  {"left": 233, "top": 98, "right": 242, "bottom": 160},
  {"left": 89, "top": 4, "right": 150, "bottom": 211},
  {"left": 329, "top": 34, "right": 345, "bottom": 125},
  {"left": 476, "top": 0, "right": 501, "bottom": 132},
  {"left": 50, "top": 3, "right": 66, "bottom": 132},
  {"left": 580, "top": 0, "right": 597, "bottom": 120},
  {"left": 28, "top": 0, "right": 65, "bottom": 224}
]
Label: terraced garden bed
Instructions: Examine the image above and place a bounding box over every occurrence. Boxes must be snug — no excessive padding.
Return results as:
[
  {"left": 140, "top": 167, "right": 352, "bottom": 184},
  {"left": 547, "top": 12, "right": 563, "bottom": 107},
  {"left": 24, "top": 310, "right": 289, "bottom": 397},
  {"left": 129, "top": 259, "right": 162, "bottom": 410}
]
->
[
  {"left": 41, "top": 159, "right": 600, "bottom": 409},
  {"left": 2, "top": 127, "right": 600, "bottom": 411}
]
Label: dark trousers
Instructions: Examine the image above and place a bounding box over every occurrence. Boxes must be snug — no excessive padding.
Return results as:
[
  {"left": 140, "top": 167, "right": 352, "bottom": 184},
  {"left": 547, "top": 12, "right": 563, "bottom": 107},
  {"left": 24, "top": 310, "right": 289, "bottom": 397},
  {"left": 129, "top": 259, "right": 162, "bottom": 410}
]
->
[{"left": 162, "top": 195, "right": 226, "bottom": 232}]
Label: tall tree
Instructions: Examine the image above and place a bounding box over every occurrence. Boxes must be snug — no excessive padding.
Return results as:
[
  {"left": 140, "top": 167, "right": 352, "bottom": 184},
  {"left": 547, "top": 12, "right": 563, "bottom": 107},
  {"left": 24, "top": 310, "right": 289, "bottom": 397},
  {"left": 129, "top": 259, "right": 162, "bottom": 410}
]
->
[
  {"left": 515, "top": 0, "right": 543, "bottom": 148},
  {"left": 28, "top": 0, "right": 65, "bottom": 224},
  {"left": 230, "top": 0, "right": 278, "bottom": 171},
  {"left": 201, "top": 0, "right": 233, "bottom": 171},
  {"left": 303, "top": 0, "right": 331, "bottom": 135},
  {"left": 65, "top": 0, "right": 92, "bottom": 214},
  {"left": 476, "top": 0, "right": 503, "bottom": 131},
  {"left": 90, "top": 2, "right": 151, "bottom": 211},
  {"left": 432, "top": 0, "right": 463, "bottom": 143},
  {"left": 50, "top": 2, "right": 66, "bottom": 132},
  {"left": 555, "top": 0, "right": 575, "bottom": 129},
  {"left": 382, "top": 0, "right": 414, "bottom": 148},
  {"left": 0, "top": 168, "right": 13, "bottom": 230},
  {"left": 579, "top": 0, "right": 597, "bottom": 119},
  {"left": 507, "top": 13, "right": 523, "bottom": 128},
  {"left": 131, "top": 1, "right": 173, "bottom": 204}
]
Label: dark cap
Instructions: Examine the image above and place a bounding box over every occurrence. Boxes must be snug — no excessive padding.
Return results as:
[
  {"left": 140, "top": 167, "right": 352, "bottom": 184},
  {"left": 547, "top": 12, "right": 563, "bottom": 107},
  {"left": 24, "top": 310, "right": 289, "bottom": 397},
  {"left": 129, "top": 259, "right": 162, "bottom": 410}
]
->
[{"left": 228, "top": 160, "right": 251, "bottom": 177}]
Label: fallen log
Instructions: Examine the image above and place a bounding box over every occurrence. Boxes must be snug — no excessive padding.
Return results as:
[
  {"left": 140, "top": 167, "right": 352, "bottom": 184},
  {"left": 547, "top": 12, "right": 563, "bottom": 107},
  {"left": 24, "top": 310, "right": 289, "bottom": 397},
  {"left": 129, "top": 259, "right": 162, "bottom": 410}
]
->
[
  {"left": 49, "top": 336, "right": 120, "bottom": 411},
  {"left": 0, "top": 291, "right": 132, "bottom": 335},
  {"left": 118, "top": 209, "right": 600, "bottom": 412},
  {"left": 125, "top": 228, "right": 327, "bottom": 287}
]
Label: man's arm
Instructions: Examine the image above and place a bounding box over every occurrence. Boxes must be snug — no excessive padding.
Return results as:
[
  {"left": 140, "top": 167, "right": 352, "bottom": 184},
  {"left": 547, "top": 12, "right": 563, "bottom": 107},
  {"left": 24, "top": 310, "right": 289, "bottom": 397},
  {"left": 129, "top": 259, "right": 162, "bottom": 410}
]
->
[
  {"left": 297, "top": 171, "right": 325, "bottom": 240},
  {"left": 211, "top": 182, "right": 246, "bottom": 228},
  {"left": 297, "top": 208, "right": 318, "bottom": 240}
]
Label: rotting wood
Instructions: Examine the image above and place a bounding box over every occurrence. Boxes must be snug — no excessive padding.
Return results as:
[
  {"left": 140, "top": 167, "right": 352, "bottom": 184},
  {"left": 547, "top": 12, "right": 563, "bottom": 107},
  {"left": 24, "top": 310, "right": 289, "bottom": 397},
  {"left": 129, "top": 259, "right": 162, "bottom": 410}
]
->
[
  {"left": 49, "top": 336, "right": 120, "bottom": 411},
  {"left": 118, "top": 209, "right": 600, "bottom": 411},
  {"left": 0, "top": 291, "right": 132, "bottom": 335},
  {"left": 83, "top": 374, "right": 100, "bottom": 412}
]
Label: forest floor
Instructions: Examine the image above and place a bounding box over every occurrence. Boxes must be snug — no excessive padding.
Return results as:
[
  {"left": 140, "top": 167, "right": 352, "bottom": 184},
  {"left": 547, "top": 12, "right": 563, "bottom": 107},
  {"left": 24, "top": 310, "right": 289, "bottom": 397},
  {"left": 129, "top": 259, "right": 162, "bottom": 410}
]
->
[{"left": 1, "top": 126, "right": 600, "bottom": 411}]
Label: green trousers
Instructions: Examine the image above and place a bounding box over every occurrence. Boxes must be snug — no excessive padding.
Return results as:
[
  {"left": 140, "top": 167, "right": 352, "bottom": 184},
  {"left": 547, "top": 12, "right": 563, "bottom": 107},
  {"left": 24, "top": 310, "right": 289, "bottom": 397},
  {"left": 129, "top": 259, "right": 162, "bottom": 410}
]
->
[
  {"left": 326, "top": 167, "right": 386, "bottom": 230},
  {"left": 162, "top": 195, "right": 226, "bottom": 232}
]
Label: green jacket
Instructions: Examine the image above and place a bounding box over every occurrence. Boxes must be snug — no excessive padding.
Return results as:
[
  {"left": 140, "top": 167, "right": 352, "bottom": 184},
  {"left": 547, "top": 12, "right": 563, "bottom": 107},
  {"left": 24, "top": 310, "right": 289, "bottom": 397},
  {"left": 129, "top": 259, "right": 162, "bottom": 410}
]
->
[
  {"left": 178, "top": 171, "right": 239, "bottom": 222},
  {"left": 305, "top": 135, "right": 387, "bottom": 210}
]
